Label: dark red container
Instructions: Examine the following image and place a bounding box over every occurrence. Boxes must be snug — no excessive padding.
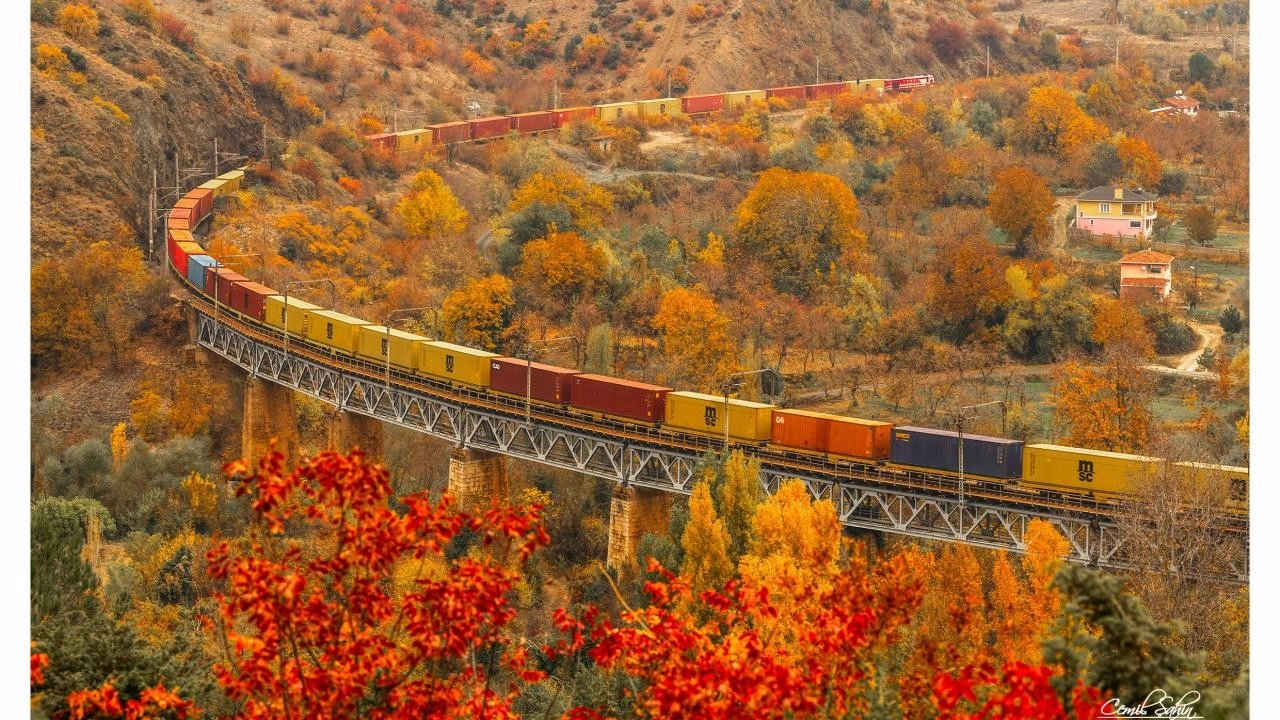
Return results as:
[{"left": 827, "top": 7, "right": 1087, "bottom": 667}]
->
[
  {"left": 770, "top": 409, "right": 831, "bottom": 453},
  {"left": 228, "top": 281, "right": 276, "bottom": 321},
  {"left": 469, "top": 115, "right": 514, "bottom": 141},
  {"left": 553, "top": 106, "right": 596, "bottom": 127},
  {"left": 766, "top": 85, "right": 806, "bottom": 100},
  {"left": 489, "top": 358, "right": 580, "bottom": 405},
  {"left": 184, "top": 188, "right": 213, "bottom": 219},
  {"left": 806, "top": 82, "right": 849, "bottom": 99},
  {"left": 204, "top": 267, "right": 249, "bottom": 306},
  {"left": 681, "top": 93, "right": 725, "bottom": 114},
  {"left": 367, "top": 133, "right": 396, "bottom": 152},
  {"left": 510, "top": 111, "right": 557, "bottom": 133},
  {"left": 168, "top": 232, "right": 191, "bottom": 276},
  {"left": 429, "top": 121, "right": 471, "bottom": 144},
  {"left": 570, "top": 374, "right": 671, "bottom": 424}
]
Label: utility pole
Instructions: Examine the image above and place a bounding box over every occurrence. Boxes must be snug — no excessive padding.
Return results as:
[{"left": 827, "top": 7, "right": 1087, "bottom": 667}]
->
[
  {"left": 553, "top": 70, "right": 559, "bottom": 109},
  {"left": 666, "top": 69, "right": 671, "bottom": 98},
  {"left": 815, "top": 57, "right": 820, "bottom": 84},
  {"left": 986, "top": 45, "right": 991, "bottom": 77},
  {"left": 148, "top": 167, "right": 156, "bottom": 262}
]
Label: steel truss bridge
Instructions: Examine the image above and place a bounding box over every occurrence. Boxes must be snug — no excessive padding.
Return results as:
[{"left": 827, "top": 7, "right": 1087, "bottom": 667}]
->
[{"left": 194, "top": 304, "right": 1247, "bottom": 583}]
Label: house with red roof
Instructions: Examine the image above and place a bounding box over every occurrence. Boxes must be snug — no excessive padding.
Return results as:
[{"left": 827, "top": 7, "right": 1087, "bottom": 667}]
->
[
  {"left": 1071, "top": 186, "right": 1159, "bottom": 240},
  {"left": 1118, "top": 248, "right": 1174, "bottom": 302},
  {"left": 1150, "top": 90, "right": 1200, "bottom": 118}
]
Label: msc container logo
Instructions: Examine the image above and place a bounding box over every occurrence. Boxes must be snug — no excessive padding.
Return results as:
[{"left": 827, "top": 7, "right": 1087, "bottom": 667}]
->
[
  {"left": 445, "top": 355, "right": 455, "bottom": 373},
  {"left": 1078, "top": 460, "right": 1095, "bottom": 483},
  {"left": 704, "top": 407, "right": 718, "bottom": 427}
]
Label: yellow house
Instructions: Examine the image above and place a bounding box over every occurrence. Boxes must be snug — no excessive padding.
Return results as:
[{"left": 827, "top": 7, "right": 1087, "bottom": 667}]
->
[{"left": 1072, "top": 186, "right": 1159, "bottom": 240}]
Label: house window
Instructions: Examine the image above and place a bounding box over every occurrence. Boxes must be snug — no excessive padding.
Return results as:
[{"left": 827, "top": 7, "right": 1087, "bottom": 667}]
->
[
  {"left": 1130, "top": 220, "right": 1142, "bottom": 228},
  {"left": 1122, "top": 203, "right": 1139, "bottom": 214},
  {"left": 1146, "top": 265, "right": 1162, "bottom": 273},
  {"left": 1099, "top": 203, "right": 1111, "bottom": 213}
]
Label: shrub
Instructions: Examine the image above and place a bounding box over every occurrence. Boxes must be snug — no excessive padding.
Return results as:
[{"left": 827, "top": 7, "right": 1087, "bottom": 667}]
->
[
  {"left": 121, "top": 0, "right": 158, "bottom": 28},
  {"left": 57, "top": 2, "right": 100, "bottom": 44},
  {"left": 926, "top": 20, "right": 968, "bottom": 62},
  {"left": 156, "top": 11, "right": 195, "bottom": 50},
  {"left": 33, "top": 44, "right": 71, "bottom": 75},
  {"left": 1218, "top": 305, "right": 1245, "bottom": 335}
]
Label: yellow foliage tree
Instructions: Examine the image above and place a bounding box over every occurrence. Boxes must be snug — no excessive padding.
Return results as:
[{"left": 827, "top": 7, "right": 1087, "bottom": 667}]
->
[
  {"left": 1117, "top": 136, "right": 1162, "bottom": 189},
  {"left": 1014, "top": 85, "right": 1106, "bottom": 156},
  {"left": 58, "top": 2, "right": 100, "bottom": 45},
  {"left": 513, "top": 230, "right": 608, "bottom": 322},
  {"left": 1052, "top": 357, "right": 1153, "bottom": 453},
  {"left": 182, "top": 472, "right": 220, "bottom": 529},
  {"left": 441, "top": 274, "right": 516, "bottom": 350},
  {"left": 651, "top": 285, "right": 737, "bottom": 390},
  {"left": 680, "top": 481, "right": 734, "bottom": 594},
  {"left": 397, "top": 170, "right": 469, "bottom": 241},
  {"left": 33, "top": 44, "right": 70, "bottom": 75},
  {"left": 714, "top": 450, "right": 762, "bottom": 560},
  {"left": 507, "top": 169, "right": 614, "bottom": 233},
  {"left": 989, "top": 520, "right": 1070, "bottom": 664},
  {"left": 130, "top": 389, "right": 167, "bottom": 443},
  {"left": 110, "top": 423, "right": 129, "bottom": 470},
  {"left": 730, "top": 168, "right": 865, "bottom": 299},
  {"left": 1090, "top": 296, "right": 1154, "bottom": 358},
  {"left": 987, "top": 166, "right": 1056, "bottom": 258}
]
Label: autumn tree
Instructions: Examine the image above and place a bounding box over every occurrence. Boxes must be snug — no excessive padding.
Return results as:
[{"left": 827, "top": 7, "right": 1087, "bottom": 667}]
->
[
  {"left": 1052, "top": 356, "right": 1153, "bottom": 453},
  {"left": 440, "top": 274, "right": 515, "bottom": 350},
  {"left": 512, "top": 230, "right": 608, "bottom": 323},
  {"left": 207, "top": 449, "right": 551, "bottom": 718},
  {"left": 988, "top": 166, "right": 1057, "bottom": 258},
  {"left": 990, "top": 520, "right": 1071, "bottom": 665},
  {"left": 925, "top": 234, "right": 1011, "bottom": 340},
  {"left": 679, "top": 480, "right": 734, "bottom": 594},
  {"left": 1182, "top": 204, "right": 1219, "bottom": 246},
  {"left": 711, "top": 450, "right": 762, "bottom": 560},
  {"left": 1116, "top": 136, "right": 1162, "bottom": 189},
  {"left": 1012, "top": 86, "right": 1106, "bottom": 157},
  {"left": 506, "top": 168, "right": 614, "bottom": 237},
  {"left": 651, "top": 285, "right": 737, "bottom": 389},
  {"left": 730, "top": 168, "right": 866, "bottom": 299},
  {"left": 397, "top": 169, "right": 469, "bottom": 242}
]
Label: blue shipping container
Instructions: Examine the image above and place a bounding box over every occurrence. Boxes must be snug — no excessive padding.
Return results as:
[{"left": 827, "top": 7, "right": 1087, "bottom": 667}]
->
[
  {"left": 187, "top": 255, "right": 218, "bottom": 292},
  {"left": 889, "top": 426, "right": 1023, "bottom": 479}
]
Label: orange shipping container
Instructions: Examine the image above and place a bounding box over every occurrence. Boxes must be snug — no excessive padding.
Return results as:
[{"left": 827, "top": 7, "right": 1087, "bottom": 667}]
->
[
  {"left": 771, "top": 409, "right": 831, "bottom": 453},
  {"left": 827, "top": 416, "right": 892, "bottom": 461}
]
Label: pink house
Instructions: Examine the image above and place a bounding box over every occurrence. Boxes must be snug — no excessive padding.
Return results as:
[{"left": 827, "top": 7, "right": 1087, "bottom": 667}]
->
[
  {"left": 1117, "top": 248, "right": 1174, "bottom": 302},
  {"left": 1072, "top": 186, "right": 1159, "bottom": 239}
]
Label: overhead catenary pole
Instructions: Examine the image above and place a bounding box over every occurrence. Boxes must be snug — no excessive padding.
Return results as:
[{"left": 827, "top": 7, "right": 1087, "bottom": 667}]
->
[{"left": 148, "top": 167, "right": 156, "bottom": 263}]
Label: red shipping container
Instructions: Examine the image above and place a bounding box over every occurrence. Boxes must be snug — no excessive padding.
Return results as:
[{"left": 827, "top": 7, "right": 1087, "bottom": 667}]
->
[
  {"left": 827, "top": 417, "right": 892, "bottom": 461},
  {"left": 470, "top": 115, "right": 514, "bottom": 140},
  {"left": 366, "top": 133, "right": 396, "bottom": 152},
  {"left": 204, "top": 267, "right": 249, "bottom": 306},
  {"left": 185, "top": 187, "right": 214, "bottom": 219},
  {"left": 168, "top": 233, "right": 192, "bottom": 277},
  {"left": 681, "top": 94, "right": 725, "bottom": 114},
  {"left": 174, "top": 197, "right": 207, "bottom": 228},
  {"left": 805, "top": 82, "right": 849, "bottom": 100},
  {"left": 570, "top": 374, "right": 671, "bottom": 424},
  {"left": 489, "top": 358, "right": 580, "bottom": 405},
  {"left": 770, "top": 409, "right": 831, "bottom": 453},
  {"left": 553, "top": 106, "right": 596, "bottom": 127},
  {"left": 510, "top": 111, "right": 557, "bottom": 133},
  {"left": 228, "top": 281, "right": 276, "bottom": 321},
  {"left": 766, "top": 85, "right": 806, "bottom": 100},
  {"left": 429, "top": 121, "right": 471, "bottom": 144},
  {"left": 168, "top": 215, "right": 191, "bottom": 231}
]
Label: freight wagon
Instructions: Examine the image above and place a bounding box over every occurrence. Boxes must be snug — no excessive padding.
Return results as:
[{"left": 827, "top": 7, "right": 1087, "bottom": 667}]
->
[
  {"left": 420, "top": 341, "right": 498, "bottom": 388},
  {"left": 395, "top": 129, "right": 430, "bottom": 151},
  {"left": 186, "top": 255, "right": 218, "bottom": 292},
  {"left": 428, "top": 121, "right": 471, "bottom": 145},
  {"left": 681, "top": 94, "right": 725, "bottom": 114},
  {"left": 723, "top": 89, "right": 766, "bottom": 109},
  {"left": 169, "top": 239, "right": 203, "bottom": 277},
  {"left": 554, "top": 106, "right": 596, "bottom": 126},
  {"left": 1173, "top": 462, "right": 1249, "bottom": 505},
  {"left": 356, "top": 325, "right": 427, "bottom": 370},
  {"left": 635, "top": 98, "right": 683, "bottom": 118},
  {"left": 168, "top": 208, "right": 193, "bottom": 231},
  {"left": 571, "top": 374, "right": 670, "bottom": 424},
  {"left": 304, "top": 309, "right": 370, "bottom": 356},
  {"left": 664, "top": 391, "right": 773, "bottom": 443},
  {"left": 765, "top": 85, "right": 807, "bottom": 102},
  {"left": 509, "top": 111, "right": 557, "bottom": 133},
  {"left": 184, "top": 188, "right": 214, "bottom": 219},
  {"left": 595, "top": 101, "right": 641, "bottom": 121},
  {"left": 890, "top": 426, "right": 1023, "bottom": 480},
  {"left": 173, "top": 197, "right": 205, "bottom": 226},
  {"left": 805, "top": 82, "right": 850, "bottom": 100},
  {"left": 489, "top": 358, "right": 580, "bottom": 406},
  {"left": 1022, "top": 444, "right": 1160, "bottom": 500},
  {"left": 367, "top": 133, "right": 396, "bottom": 152},
  {"left": 227, "top": 281, "right": 274, "bottom": 321},
  {"left": 204, "top": 267, "right": 249, "bottom": 307},
  {"left": 264, "top": 295, "right": 322, "bottom": 339},
  {"left": 470, "top": 115, "right": 514, "bottom": 141},
  {"left": 771, "top": 409, "right": 891, "bottom": 461},
  {"left": 886, "top": 75, "right": 934, "bottom": 91}
]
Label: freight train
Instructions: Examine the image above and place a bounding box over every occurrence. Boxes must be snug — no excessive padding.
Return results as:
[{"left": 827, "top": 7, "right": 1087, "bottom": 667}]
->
[
  {"left": 365, "top": 75, "right": 935, "bottom": 151},
  {"left": 167, "top": 169, "right": 1246, "bottom": 514}
]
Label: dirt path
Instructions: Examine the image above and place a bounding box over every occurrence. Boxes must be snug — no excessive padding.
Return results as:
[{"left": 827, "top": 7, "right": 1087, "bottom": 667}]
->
[{"left": 1172, "top": 321, "right": 1224, "bottom": 373}]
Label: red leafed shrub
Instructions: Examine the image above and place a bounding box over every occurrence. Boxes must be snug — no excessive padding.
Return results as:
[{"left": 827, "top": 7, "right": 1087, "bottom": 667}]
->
[
  {"left": 156, "top": 11, "right": 195, "bottom": 50},
  {"left": 928, "top": 19, "right": 969, "bottom": 62}
]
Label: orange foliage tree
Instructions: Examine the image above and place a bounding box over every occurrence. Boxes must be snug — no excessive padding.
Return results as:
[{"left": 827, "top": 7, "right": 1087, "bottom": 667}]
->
[
  {"left": 440, "top": 274, "right": 516, "bottom": 350},
  {"left": 730, "top": 168, "right": 866, "bottom": 299},
  {"left": 206, "top": 449, "right": 551, "bottom": 719},
  {"left": 1052, "top": 358, "right": 1154, "bottom": 453},
  {"left": 1013, "top": 86, "right": 1107, "bottom": 157},
  {"left": 512, "top": 230, "right": 608, "bottom": 322},
  {"left": 987, "top": 166, "right": 1057, "bottom": 258},
  {"left": 1116, "top": 136, "right": 1162, "bottom": 189}
]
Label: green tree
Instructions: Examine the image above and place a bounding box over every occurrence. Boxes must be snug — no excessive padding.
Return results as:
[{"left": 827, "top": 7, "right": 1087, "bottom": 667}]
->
[
  {"left": 1084, "top": 142, "right": 1124, "bottom": 187},
  {"left": 1189, "top": 52, "right": 1213, "bottom": 84},
  {"left": 1218, "top": 305, "right": 1245, "bottom": 335},
  {"left": 1038, "top": 30, "right": 1061, "bottom": 67}
]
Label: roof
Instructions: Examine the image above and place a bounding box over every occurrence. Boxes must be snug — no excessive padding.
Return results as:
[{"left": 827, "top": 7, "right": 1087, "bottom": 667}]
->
[
  {"left": 1165, "top": 95, "right": 1200, "bottom": 109},
  {"left": 1118, "top": 249, "right": 1174, "bottom": 264},
  {"left": 1027, "top": 443, "right": 1161, "bottom": 463},
  {"left": 1121, "top": 277, "right": 1170, "bottom": 288},
  {"left": 1076, "top": 186, "right": 1159, "bottom": 202}
]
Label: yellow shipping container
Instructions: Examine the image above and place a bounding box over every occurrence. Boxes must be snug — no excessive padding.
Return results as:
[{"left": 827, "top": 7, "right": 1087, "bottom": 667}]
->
[
  {"left": 175, "top": 240, "right": 204, "bottom": 256},
  {"left": 1022, "top": 444, "right": 1161, "bottom": 500},
  {"left": 595, "top": 101, "right": 641, "bottom": 121},
  {"left": 664, "top": 391, "right": 775, "bottom": 442},
  {"left": 216, "top": 170, "right": 245, "bottom": 194},
  {"left": 851, "top": 78, "right": 885, "bottom": 93},
  {"left": 419, "top": 341, "right": 498, "bottom": 389},
  {"left": 264, "top": 295, "right": 321, "bottom": 339},
  {"left": 1173, "top": 461, "right": 1249, "bottom": 508},
  {"left": 303, "top": 309, "right": 370, "bottom": 355},
  {"left": 170, "top": 229, "right": 196, "bottom": 245},
  {"left": 197, "top": 178, "right": 228, "bottom": 196},
  {"left": 356, "top": 325, "right": 428, "bottom": 371},
  {"left": 723, "top": 90, "right": 766, "bottom": 109},
  {"left": 395, "top": 129, "right": 430, "bottom": 151},
  {"left": 635, "top": 98, "right": 683, "bottom": 118}
]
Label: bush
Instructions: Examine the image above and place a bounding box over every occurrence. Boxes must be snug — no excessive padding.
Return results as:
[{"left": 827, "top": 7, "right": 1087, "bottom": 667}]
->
[
  {"left": 1182, "top": 204, "right": 1219, "bottom": 246},
  {"left": 1158, "top": 167, "right": 1189, "bottom": 196},
  {"left": 1142, "top": 305, "right": 1197, "bottom": 355},
  {"left": 927, "top": 20, "right": 968, "bottom": 62},
  {"left": 1218, "top": 305, "right": 1245, "bottom": 335}
]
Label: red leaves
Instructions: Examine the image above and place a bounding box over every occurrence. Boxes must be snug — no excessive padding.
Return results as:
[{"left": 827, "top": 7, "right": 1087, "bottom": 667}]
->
[
  {"left": 931, "top": 662, "right": 1103, "bottom": 720},
  {"left": 31, "top": 651, "right": 49, "bottom": 687},
  {"left": 205, "top": 449, "right": 550, "bottom": 719},
  {"left": 62, "top": 681, "right": 195, "bottom": 720}
]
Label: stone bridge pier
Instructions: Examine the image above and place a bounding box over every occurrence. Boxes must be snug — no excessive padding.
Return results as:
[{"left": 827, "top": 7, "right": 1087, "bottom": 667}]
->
[
  {"left": 447, "top": 448, "right": 510, "bottom": 508},
  {"left": 328, "top": 410, "right": 385, "bottom": 463},
  {"left": 242, "top": 376, "right": 299, "bottom": 469},
  {"left": 606, "top": 486, "right": 672, "bottom": 570}
]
